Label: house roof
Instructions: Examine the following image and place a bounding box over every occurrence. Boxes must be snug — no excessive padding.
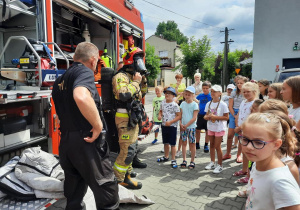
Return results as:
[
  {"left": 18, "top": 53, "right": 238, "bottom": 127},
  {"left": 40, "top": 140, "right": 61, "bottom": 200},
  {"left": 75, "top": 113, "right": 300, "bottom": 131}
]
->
[
  {"left": 146, "top": 35, "right": 181, "bottom": 47},
  {"left": 240, "top": 58, "right": 253, "bottom": 65}
]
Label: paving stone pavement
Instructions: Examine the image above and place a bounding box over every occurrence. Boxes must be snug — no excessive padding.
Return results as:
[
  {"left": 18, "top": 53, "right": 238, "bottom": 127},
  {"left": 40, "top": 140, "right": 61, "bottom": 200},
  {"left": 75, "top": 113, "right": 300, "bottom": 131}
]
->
[{"left": 119, "top": 91, "right": 247, "bottom": 210}]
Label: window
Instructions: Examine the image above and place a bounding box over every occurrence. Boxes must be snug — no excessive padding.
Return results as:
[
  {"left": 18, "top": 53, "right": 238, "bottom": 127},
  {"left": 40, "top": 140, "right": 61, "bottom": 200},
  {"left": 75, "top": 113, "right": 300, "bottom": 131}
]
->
[{"left": 159, "top": 51, "right": 168, "bottom": 58}]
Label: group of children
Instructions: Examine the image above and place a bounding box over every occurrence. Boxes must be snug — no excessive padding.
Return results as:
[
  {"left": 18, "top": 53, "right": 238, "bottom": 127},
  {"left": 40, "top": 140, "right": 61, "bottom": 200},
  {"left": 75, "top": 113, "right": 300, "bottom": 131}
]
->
[
  {"left": 151, "top": 75, "right": 300, "bottom": 209},
  {"left": 153, "top": 81, "right": 230, "bottom": 173}
]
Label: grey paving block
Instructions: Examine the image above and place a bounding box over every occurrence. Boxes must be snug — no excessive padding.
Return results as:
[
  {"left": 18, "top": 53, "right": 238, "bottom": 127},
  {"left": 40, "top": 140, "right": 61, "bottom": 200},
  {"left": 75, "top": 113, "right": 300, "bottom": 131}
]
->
[{"left": 115, "top": 91, "right": 246, "bottom": 209}]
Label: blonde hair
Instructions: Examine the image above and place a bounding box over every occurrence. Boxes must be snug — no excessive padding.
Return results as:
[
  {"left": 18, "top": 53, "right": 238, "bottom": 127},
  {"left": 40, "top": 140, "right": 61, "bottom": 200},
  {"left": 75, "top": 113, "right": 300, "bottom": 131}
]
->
[
  {"left": 284, "top": 76, "right": 300, "bottom": 104},
  {"left": 253, "top": 99, "right": 264, "bottom": 107},
  {"left": 155, "top": 85, "right": 163, "bottom": 92},
  {"left": 73, "top": 42, "right": 98, "bottom": 62},
  {"left": 242, "top": 111, "right": 296, "bottom": 157},
  {"left": 194, "top": 73, "right": 201, "bottom": 78},
  {"left": 269, "top": 83, "right": 283, "bottom": 100},
  {"left": 242, "top": 82, "right": 259, "bottom": 99},
  {"left": 259, "top": 99, "right": 288, "bottom": 115}
]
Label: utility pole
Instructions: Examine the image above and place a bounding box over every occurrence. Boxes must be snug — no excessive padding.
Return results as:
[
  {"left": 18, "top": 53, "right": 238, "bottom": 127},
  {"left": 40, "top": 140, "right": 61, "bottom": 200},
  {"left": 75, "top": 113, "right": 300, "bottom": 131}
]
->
[{"left": 220, "top": 27, "right": 234, "bottom": 91}]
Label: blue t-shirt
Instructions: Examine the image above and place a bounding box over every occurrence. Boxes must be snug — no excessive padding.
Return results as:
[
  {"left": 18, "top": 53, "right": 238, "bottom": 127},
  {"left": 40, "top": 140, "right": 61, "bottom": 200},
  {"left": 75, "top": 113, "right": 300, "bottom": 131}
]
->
[
  {"left": 180, "top": 101, "right": 199, "bottom": 129},
  {"left": 196, "top": 93, "right": 211, "bottom": 115}
]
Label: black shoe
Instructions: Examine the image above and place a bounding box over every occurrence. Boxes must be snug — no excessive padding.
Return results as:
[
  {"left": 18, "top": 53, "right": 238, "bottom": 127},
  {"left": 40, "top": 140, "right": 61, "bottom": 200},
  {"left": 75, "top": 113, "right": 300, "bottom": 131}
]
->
[
  {"left": 196, "top": 143, "right": 200, "bottom": 149},
  {"left": 130, "top": 171, "right": 137, "bottom": 178},
  {"left": 132, "top": 156, "right": 147, "bottom": 168},
  {"left": 119, "top": 173, "right": 142, "bottom": 189}
]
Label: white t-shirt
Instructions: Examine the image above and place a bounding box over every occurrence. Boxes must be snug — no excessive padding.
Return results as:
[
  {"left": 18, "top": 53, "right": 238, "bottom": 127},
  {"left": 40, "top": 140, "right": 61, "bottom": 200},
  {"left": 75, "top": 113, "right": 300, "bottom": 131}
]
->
[
  {"left": 238, "top": 100, "right": 255, "bottom": 126},
  {"left": 288, "top": 105, "right": 300, "bottom": 123},
  {"left": 221, "top": 95, "right": 230, "bottom": 107},
  {"left": 246, "top": 163, "right": 300, "bottom": 210},
  {"left": 160, "top": 100, "right": 180, "bottom": 127},
  {"left": 204, "top": 100, "right": 229, "bottom": 132}
]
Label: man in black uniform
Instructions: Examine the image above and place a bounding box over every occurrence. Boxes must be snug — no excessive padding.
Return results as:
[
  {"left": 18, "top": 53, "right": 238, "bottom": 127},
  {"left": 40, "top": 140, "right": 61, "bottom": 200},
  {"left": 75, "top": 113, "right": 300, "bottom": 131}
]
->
[{"left": 52, "top": 42, "right": 119, "bottom": 210}]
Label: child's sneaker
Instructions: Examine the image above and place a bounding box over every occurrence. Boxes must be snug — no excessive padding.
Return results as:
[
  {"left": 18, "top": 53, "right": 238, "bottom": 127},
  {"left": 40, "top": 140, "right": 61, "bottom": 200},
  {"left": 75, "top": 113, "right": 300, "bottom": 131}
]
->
[
  {"left": 152, "top": 139, "right": 158, "bottom": 144},
  {"left": 196, "top": 143, "right": 200, "bottom": 149},
  {"left": 175, "top": 150, "right": 182, "bottom": 157},
  {"left": 205, "top": 161, "right": 215, "bottom": 170},
  {"left": 171, "top": 160, "right": 178, "bottom": 169},
  {"left": 204, "top": 145, "right": 209, "bottom": 153},
  {"left": 157, "top": 156, "right": 169, "bottom": 162},
  {"left": 213, "top": 164, "right": 223, "bottom": 174}
]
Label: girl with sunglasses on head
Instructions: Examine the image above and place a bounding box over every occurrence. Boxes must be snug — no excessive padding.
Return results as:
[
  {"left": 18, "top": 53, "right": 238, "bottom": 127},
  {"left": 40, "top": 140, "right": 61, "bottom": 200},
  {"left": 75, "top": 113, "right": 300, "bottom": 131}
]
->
[{"left": 240, "top": 112, "right": 300, "bottom": 209}]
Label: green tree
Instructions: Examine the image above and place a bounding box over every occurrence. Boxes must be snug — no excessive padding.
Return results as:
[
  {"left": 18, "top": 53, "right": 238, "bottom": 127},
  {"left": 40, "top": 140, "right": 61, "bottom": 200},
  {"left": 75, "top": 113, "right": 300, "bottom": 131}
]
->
[
  {"left": 176, "top": 36, "right": 211, "bottom": 79},
  {"left": 155, "top": 21, "right": 188, "bottom": 45},
  {"left": 202, "top": 52, "right": 219, "bottom": 84},
  {"left": 145, "top": 43, "right": 161, "bottom": 80},
  {"left": 218, "top": 49, "right": 252, "bottom": 82}
]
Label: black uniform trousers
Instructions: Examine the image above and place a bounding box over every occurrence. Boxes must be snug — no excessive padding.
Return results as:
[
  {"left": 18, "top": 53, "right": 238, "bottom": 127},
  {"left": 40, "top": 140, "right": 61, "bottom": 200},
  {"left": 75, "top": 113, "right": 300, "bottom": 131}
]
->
[{"left": 59, "top": 130, "right": 119, "bottom": 210}]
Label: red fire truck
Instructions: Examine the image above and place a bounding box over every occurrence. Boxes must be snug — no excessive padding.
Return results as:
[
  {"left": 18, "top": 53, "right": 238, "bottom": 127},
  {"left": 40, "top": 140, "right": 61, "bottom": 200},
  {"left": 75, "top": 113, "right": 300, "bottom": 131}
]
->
[{"left": 0, "top": 0, "right": 145, "bottom": 208}]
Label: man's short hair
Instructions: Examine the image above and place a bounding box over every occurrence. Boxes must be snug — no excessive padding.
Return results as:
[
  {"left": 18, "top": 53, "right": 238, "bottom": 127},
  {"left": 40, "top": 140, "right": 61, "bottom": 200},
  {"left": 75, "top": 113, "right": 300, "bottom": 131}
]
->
[{"left": 73, "top": 42, "right": 98, "bottom": 63}]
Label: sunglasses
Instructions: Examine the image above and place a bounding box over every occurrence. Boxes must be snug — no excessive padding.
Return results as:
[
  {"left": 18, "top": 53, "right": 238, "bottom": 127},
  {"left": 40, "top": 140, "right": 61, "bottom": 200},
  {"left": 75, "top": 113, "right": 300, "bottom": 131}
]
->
[{"left": 239, "top": 136, "right": 274, "bottom": 149}]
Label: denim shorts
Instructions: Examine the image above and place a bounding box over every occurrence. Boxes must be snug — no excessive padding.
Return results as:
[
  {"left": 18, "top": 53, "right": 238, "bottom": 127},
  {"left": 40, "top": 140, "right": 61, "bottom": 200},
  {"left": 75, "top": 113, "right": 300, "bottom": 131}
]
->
[
  {"left": 229, "top": 108, "right": 239, "bottom": 129},
  {"left": 154, "top": 122, "right": 162, "bottom": 133}
]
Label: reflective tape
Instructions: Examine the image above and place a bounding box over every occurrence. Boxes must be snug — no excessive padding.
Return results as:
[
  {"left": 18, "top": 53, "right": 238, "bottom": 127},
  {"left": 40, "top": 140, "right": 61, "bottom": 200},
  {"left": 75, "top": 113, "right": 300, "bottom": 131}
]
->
[
  {"left": 116, "top": 112, "right": 129, "bottom": 118},
  {"left": 114, "top": 162, "right": 129, "bottom": 172},
  {"left": 128, "top": 84, "right": 136, "bottom": 95}
]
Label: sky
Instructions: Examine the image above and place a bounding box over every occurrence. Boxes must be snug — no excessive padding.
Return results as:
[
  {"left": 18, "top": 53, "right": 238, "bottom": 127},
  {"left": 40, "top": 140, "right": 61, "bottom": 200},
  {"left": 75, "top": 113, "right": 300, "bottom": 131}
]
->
[{"left": 133, "top": 0, "right": 255, "bottom": 53}]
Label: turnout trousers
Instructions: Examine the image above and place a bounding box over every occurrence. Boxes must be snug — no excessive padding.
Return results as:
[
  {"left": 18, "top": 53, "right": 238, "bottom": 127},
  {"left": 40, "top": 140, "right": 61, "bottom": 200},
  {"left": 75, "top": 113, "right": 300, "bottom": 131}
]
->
[
  {"left": 113, "top": 114, "right": 139, "bottom": 182},
  {"left": 59, "top": 130, "right": 119, "bottom": 210}
]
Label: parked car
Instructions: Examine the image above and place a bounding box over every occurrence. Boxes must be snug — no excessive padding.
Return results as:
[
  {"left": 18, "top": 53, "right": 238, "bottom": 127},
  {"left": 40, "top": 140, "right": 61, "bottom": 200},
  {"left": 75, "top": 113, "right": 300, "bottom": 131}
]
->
[{"left": 273, "top": 68, "right": 300, "bottom": 83}]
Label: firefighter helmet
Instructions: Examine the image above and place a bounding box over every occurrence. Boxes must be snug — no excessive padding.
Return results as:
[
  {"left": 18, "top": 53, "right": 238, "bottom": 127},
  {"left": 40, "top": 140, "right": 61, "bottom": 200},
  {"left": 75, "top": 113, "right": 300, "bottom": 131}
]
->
[{"left": 122, "top": 47, "right": 145, "bottom": 65}]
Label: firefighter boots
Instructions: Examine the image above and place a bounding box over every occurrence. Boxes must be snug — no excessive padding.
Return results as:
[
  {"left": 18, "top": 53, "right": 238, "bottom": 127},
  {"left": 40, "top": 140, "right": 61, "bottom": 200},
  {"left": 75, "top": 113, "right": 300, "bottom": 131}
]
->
[
  {"left": 119, "top": 173, "right": 142, "bottom": 189},
  {"left": 132, "top": 155, "right": 147, "bottom": 168},
  {"left": 130, "top": 171, "right": 137, "bottom": 178}
]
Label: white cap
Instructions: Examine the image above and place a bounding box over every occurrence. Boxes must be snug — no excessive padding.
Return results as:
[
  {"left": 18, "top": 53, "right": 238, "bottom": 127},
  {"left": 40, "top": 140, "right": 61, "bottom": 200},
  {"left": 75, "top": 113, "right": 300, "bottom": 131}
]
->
[
  {"left": 227, "top": 84, "right": 235, "bottom": 89},
  {"left": 185, "top": 86, "right": 195, "bottom": 94},
  {"left": 211, "top": 85, "right": 222, "bottom": 92}
]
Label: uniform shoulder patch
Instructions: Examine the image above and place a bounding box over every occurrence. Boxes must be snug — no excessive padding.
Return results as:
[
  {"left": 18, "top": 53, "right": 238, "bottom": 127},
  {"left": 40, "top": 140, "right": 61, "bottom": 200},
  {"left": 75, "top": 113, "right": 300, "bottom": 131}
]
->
[{"left": 121, "top": 134, "right": 130, "bottom": 140}]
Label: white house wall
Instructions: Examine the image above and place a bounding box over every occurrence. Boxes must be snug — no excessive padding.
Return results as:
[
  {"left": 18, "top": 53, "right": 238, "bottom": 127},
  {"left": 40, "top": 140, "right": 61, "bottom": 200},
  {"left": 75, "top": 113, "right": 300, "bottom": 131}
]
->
[
  {"left": 162, "top": 70, "right": 187, "bottom": 87},
  {"left": 252, "top": 0, "right": 300, "bottom": 81},
  {"left": 146, "top": 36, "right": 177, "bottom": 61}
]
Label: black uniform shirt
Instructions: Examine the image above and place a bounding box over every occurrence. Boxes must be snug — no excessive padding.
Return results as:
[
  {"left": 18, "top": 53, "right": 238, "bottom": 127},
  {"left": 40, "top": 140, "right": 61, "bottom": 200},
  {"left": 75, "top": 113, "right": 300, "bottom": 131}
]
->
[{"left": 52, "top": 62, "right": 100, "bottom": 132}]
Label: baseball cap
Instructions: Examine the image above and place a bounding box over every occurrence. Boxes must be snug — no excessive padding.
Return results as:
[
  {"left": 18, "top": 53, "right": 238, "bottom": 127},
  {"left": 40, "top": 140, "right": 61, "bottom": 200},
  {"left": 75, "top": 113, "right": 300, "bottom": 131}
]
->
[
  {"left": 185, "top": 86, "right": 195, "bottom": 94},
  {"left": 227, "top": 84, "right": 235, "bottom": 89},
  {"left": 211, "top": 85, "right": 222, "bottom": 92},
  {"left": 163, "top": 87, "right": 177, "bottom": 96}
]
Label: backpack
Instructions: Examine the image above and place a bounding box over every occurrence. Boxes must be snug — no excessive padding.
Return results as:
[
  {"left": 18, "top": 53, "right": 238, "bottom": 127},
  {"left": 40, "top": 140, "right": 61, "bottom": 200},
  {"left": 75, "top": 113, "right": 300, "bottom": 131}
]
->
[{"left": 99, "top": 67, "right": 116, "bottom": 112}]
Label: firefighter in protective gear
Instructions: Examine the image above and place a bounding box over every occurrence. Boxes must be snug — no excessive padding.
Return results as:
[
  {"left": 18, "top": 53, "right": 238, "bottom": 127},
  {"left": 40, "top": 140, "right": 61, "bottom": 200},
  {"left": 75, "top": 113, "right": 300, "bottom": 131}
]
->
[{"left": 112, "top": 45, "right": 147, "bottom": 189}]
